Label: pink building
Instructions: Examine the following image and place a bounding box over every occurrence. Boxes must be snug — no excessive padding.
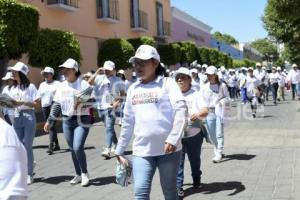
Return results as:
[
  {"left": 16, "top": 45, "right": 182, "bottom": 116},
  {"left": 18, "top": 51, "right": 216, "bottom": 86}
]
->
[{"left": 171, "top": 7, "right": 212, "bottom": 47}]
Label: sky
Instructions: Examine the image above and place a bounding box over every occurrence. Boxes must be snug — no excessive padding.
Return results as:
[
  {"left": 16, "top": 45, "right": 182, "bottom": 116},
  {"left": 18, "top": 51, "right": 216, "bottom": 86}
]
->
[{"left": 171, "top": 0, "right": 268, "bottom": 43}]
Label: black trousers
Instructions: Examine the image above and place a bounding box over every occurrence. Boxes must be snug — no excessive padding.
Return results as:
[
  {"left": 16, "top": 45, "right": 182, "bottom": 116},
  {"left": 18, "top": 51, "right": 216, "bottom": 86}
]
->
[
  {"left": 291, "top": 84, "right": 296, "bottom": 100},
  {"left": 270, "top": 83, "right": 279, "bottom": 103},
  {"left": 42, "top": 106, "right": 59, "bottom": 147}
]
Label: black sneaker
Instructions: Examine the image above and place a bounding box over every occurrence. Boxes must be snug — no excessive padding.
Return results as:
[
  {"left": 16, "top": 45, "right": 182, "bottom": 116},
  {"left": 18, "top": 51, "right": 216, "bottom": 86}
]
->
[
  {"left": 192, "top": 177, "right": 201, "bottom": 188},
  {"left": 252, "top": 113, "right": 256, "bottom": 118},
  {"left": 178, "top": 189, "right": 184, "bottom": 199},
  {"left": 53, "top": 145, "right": 60, "bottom": 151},
  {"left": 46, "top": 149, "right": 53, "bottom": 155}
]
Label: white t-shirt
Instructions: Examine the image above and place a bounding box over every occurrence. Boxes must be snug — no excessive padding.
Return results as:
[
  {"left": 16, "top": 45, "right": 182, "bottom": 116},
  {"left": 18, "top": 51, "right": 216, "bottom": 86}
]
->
[
  {"left": 245, "top": 76, "right": 260, "bottom": 97},
  {"left": 0, "top": 118, "right": 27, "bottom": 200},
  {"left": 278, "top": 72, "right": 286, "bottom": 87},
  {"left": 183, "top": 89, "right": 201, "bottom": 137},
  {"left": 198, "top": 82, "right": 229, "bottom": 108},
  {"left": 94, "top": 75, "right": 125, "bottom": 110},
  {"left": 268, "top": 72, "right": 280, "bottom": 85},
  {"left": 287, "top": 69, "right": 300, "bottom": 84},
  {"left": 191, "top": 78, "right": 200, "bottom": 91},
  {"left": 9, "top": 84, "right": 38, "bottom": 110},
  {"left": 115, "top": 76, "right": 185, "bottom": 157},
  {"left": 37, "top": 80, "right": 60, "bottom": 107},
  {"left": 1, "top": 86, "right": 15, "bottom": 116},
  {"left": 53, "top": 78, "right": 90, "bottom": 116},
  {"left": 238, "top": 73, "right": 247, "bottom": 88},
  {"left": 254, "top": 69, "right": 266, "bottom": 85},
  {"left": 228, "top": 74, "right": 238, "bottom": 87}
]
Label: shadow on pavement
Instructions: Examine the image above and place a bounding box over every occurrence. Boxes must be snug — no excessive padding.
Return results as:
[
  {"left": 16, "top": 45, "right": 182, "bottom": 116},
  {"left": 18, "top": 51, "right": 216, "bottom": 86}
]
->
[
  {"left": 184, "top": 181, "right": 246, "bottom": 197},
  {"left": 220, "top": 154, "right": 256, "bottom": 163},
  {"left": 34, "top": 176, "right": 73, "bottom": 184},
  {"left": 32, "top": 145, "right": 48, "bottom": 149},
  {"left": 89, "top": 176, "right": 116, "bottom": 186}
]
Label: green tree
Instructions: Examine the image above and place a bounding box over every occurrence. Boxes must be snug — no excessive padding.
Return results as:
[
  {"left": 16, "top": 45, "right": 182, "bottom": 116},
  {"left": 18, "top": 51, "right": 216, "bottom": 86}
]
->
[
  {"left": 157, "top": 43, "right": 181, "bottom": 65},
  {"left": 127, "top": 36, "right": 155, "bottom": 51},
  {"left": 0, "top": 0, "right": 39, "bottom": 79},
  {"left": 249, "top": 38, "right": 279, "bottom": 61},
  {"left": 198, "top": 48, "right": 210, "bottom": 65},
  {"left": 98, "top": 39, "right": 134, "bottom": 70},
  {"left": 263, "top": 0, "right": 300, "bottom": 64},
  {"left": 178, "top": 41, "right": 198, "bottom": 64},
  {"left": 28, "top": 28, "right": 81, "bottom": 70},
  {"left": 213, "top": 31, "right": 238, "bottom": 45}
]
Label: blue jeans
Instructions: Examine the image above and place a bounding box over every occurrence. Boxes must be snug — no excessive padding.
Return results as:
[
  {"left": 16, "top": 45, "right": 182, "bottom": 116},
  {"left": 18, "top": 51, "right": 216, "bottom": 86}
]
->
[
  {"left": 133, "top": 151, "right": 181, "bottom": 200},
  {"left": 98, "top": 109, "right": 118, "bottom": 148},
  {"left": 177, "top": 133, "right": 203, "bottom": 190},
  {"left": 63, "top": 115, "right": 90, "bottom": 175},
  {"left": 206, "top": 112, "right": 224, "bottom": 155},
  {"left": 240, "top": 88, "right": 247, "bottom": 103},
  {"left": 13, "top": 110, "right": 36, "bottom": 176}
]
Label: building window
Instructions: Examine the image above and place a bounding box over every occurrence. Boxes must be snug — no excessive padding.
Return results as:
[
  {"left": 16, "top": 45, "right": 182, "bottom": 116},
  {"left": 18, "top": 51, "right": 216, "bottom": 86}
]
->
[
  {"left": 96, "top": 0, "right": 119, "bottom": 21},
  {"left": 130, "top": 0, "right": 148, "bottom": 31},
  {"left": 156, "top": 2, "right": 164, "bottom": 37}
]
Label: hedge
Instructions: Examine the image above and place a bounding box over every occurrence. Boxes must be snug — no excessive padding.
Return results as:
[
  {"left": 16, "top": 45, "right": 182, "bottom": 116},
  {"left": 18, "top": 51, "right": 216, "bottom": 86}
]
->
[
  {"left": 127, "top": 36, "right": 155, "bottom": 51},
  {"left": 233, "top": 59, "right": 256, "bottom": 68},
  {"left": 157, "top": 43, "right": 181, "bottom": 65},
  {"left": 177, "top": 41, "right": 198, "bottom": 64},
  {"left": 0, "top": 0, "right": 39, "bottom": 59},
  {"left": 28, "top": 28, "right": 81, "bottom": 69},
  {"left": 98, "top": 38, "right": 134, "bottom": 70}
]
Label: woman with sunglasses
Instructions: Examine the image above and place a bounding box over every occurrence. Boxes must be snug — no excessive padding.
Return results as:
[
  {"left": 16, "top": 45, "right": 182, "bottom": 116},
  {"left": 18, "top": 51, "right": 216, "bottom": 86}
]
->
[
  {"left": 199, "top": 66, "right": 229, "bottom": 163},
  {"left": 115, "top": 45, "right": 187, "bottom": 200},
  {"left": 9, "top": 62, "right": 39, "bottom": 185}
]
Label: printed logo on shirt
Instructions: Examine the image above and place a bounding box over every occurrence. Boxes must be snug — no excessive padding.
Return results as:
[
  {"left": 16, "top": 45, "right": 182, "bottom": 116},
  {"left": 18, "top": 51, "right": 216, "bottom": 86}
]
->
[{"left": 132, "top": 91, "right": 159, "bottom": 105}]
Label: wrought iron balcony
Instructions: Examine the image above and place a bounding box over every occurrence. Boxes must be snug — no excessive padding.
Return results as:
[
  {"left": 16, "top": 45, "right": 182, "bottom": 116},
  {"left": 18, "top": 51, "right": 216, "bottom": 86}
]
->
[
  {"left": 96, "top": 0, "right": 120, "bottom": 23},
  {"left": 47, "top": 0, "right": 79, "bottom": 12}
]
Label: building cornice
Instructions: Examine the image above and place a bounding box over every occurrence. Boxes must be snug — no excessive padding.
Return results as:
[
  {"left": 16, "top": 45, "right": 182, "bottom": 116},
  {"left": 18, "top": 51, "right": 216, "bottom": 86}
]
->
[{"left": 171, "top": 7, "right": 213, "bottom": 34}]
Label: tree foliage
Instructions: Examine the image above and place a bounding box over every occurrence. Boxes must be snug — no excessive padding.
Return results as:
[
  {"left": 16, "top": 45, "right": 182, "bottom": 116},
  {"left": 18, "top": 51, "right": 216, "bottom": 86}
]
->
[
  {"left": 157, "top": 43, "right": 181, "bottom": 65},
  {"left": 177, "top": 41, "right": 198, "bottom": 64},
  {"left": 249, "top": 38, "right": 279, "bottom": 61},
  {"left": 213, "top": 31, "right": 238, "bottom": 45},
  {"left": 28, "top": 28, "right": 81, "bottom": 69},
  {"left": 98, "top": 39, "right": 134, "bottom": 70},
  {"left": 263, "top": 0, "right": 300, "bottom": 64},
  {"left": 0, "top": 0, "right": 39, "bottom": 59},
  {"left": 127, "top": 36, "right": 155, "bottom": 51}
]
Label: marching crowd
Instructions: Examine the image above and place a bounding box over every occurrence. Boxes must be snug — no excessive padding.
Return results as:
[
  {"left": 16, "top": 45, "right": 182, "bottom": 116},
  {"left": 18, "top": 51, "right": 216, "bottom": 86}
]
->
[{"left": 1, "top": 44, "right": 300, "bottom": 200}]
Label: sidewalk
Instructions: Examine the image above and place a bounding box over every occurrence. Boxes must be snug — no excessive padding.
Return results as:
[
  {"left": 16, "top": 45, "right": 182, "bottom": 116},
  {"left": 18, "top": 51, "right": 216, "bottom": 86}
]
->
[{"left": 29, "top": 99, "right": 300, "bottom": 200}]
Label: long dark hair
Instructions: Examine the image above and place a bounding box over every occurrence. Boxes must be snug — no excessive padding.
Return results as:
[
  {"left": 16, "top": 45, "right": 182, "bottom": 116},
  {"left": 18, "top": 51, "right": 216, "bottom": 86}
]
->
[
  {"left": 14, "top": 72, "right": 30, "bottom": 90},
  {"left": 75, "top": 70, "right": 81, "bottom": 78},
  {"left": 154, "top": 60, "right": 166, "bottom": 76}
]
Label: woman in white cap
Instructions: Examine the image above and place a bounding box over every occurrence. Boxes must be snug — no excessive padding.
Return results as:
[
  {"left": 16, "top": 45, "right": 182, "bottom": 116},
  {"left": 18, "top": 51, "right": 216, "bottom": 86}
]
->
[
  {"left": 245, "top": 68, "right": 260, "bottom": 118},
  {"left": 37, "top": 66, "right": 61, "bottom": 155},
  {"left": 198, "top": 66, "right": 229, "bottom": 163},
  {"left": 190, "top": 68, "right": 200, "bottom": 91},
  {"left": 1, "top": 71, "right": 15, "bottom": 125},
  {"left": 276, "top": 67, "right": 286, "bottom": 101},
  {"left": 44, "top": 58, "right": 93, "bottom": 186},
  {"left": 9, "top": 62, "right": 39, "bottom": 185},
  {"left": 115, "top": 45, "right": 186, "bottom": 200},
  {"left": 0, "top": 109, "right": 28, "bottom": 200},
  {"left": 287, "top": 64, "right": 300, "bottom": 100},
  {"left": 175, "top": 67, "right": 206, "bottom": 198},
  {"left": 268, "top": 67, "right": 280, "bottom": 105}
]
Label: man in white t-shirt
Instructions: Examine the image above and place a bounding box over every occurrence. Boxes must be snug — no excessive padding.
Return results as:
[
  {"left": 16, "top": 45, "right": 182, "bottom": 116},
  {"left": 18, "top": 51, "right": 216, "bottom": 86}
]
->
[
  {"left": 0, "top": 112, "right": 28, "bottom": 200},
  {"left": 287, "top": 64, "right": 300, "bottom": 100}
]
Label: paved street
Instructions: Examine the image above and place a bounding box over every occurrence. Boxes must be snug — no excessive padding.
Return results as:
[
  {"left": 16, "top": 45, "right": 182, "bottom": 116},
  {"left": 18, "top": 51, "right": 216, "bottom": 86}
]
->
[{"left": 29, "top": 97, "right": 300, "bottom": 200}]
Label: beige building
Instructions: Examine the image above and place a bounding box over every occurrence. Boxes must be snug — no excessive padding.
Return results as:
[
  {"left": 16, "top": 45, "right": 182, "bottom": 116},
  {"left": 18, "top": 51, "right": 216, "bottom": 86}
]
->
[{"left": 19, "top": 0, "right": 171, "bottom": 78}]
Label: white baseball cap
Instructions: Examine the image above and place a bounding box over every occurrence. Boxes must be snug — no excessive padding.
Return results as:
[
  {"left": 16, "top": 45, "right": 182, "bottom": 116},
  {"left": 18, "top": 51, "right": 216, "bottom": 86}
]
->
[
  {"left": 103, "top": 61, "right": 115, "bottom": 71},
  {"left": 129, "top": 45, "right": 160, "bottom": 63},
  {"left": 190, "top": 68, "right": 198, "bottom": 74},
  {"left": 256, "top": 62, "right": 262, "bottom": 67},
  {"left": 59, "top": 58, "right": 79, "bottom": 72},
  {"left": 2, "top": 72, "right": 14, "bottom": 80},
  {"left": 118, "top": 69, "right": 125, "bottom": 75},
  {"left": 277, "top": 67, "right": 282, "bottom": 71},
  {"left": 10, "top": 62, "right": 29, "bottom": 76},
  {"left": 202, "top": 64, "right": 208, "bottom": 68},
  {"left": 220, "top": 66, "right": 226, "bottom": 72},
  {"left": 41, "top": 66, "right": 55, "bottom": 75},
  {"left": 292, "top": 63, "right": 298, "bottom": 68},
  {"left": 176, "top": 67, "right": 191, "bottom": 78},
  {"left": 248, "top": 67, "right": 254, "bottom": 71},
  {"left": 206, "top": 66, "right": 218, "bottom": 75}
]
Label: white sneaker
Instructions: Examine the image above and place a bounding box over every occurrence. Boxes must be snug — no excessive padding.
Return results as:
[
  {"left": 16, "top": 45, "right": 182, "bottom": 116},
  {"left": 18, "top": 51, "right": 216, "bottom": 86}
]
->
[
  {"left": 27, "top": 175, "right": 34, "bottom": 185},
  {"left": 101, "top": 148, "right": 111, "bottom": 158},
  {"left": 212, "top": 153, "right": 222, "bottom": 163},
  {"left": 81, "top": 173, "right": 90, "bottom": 186},
  {"left": 70, "top": 175, "right": 81, "bottom": 185}
]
